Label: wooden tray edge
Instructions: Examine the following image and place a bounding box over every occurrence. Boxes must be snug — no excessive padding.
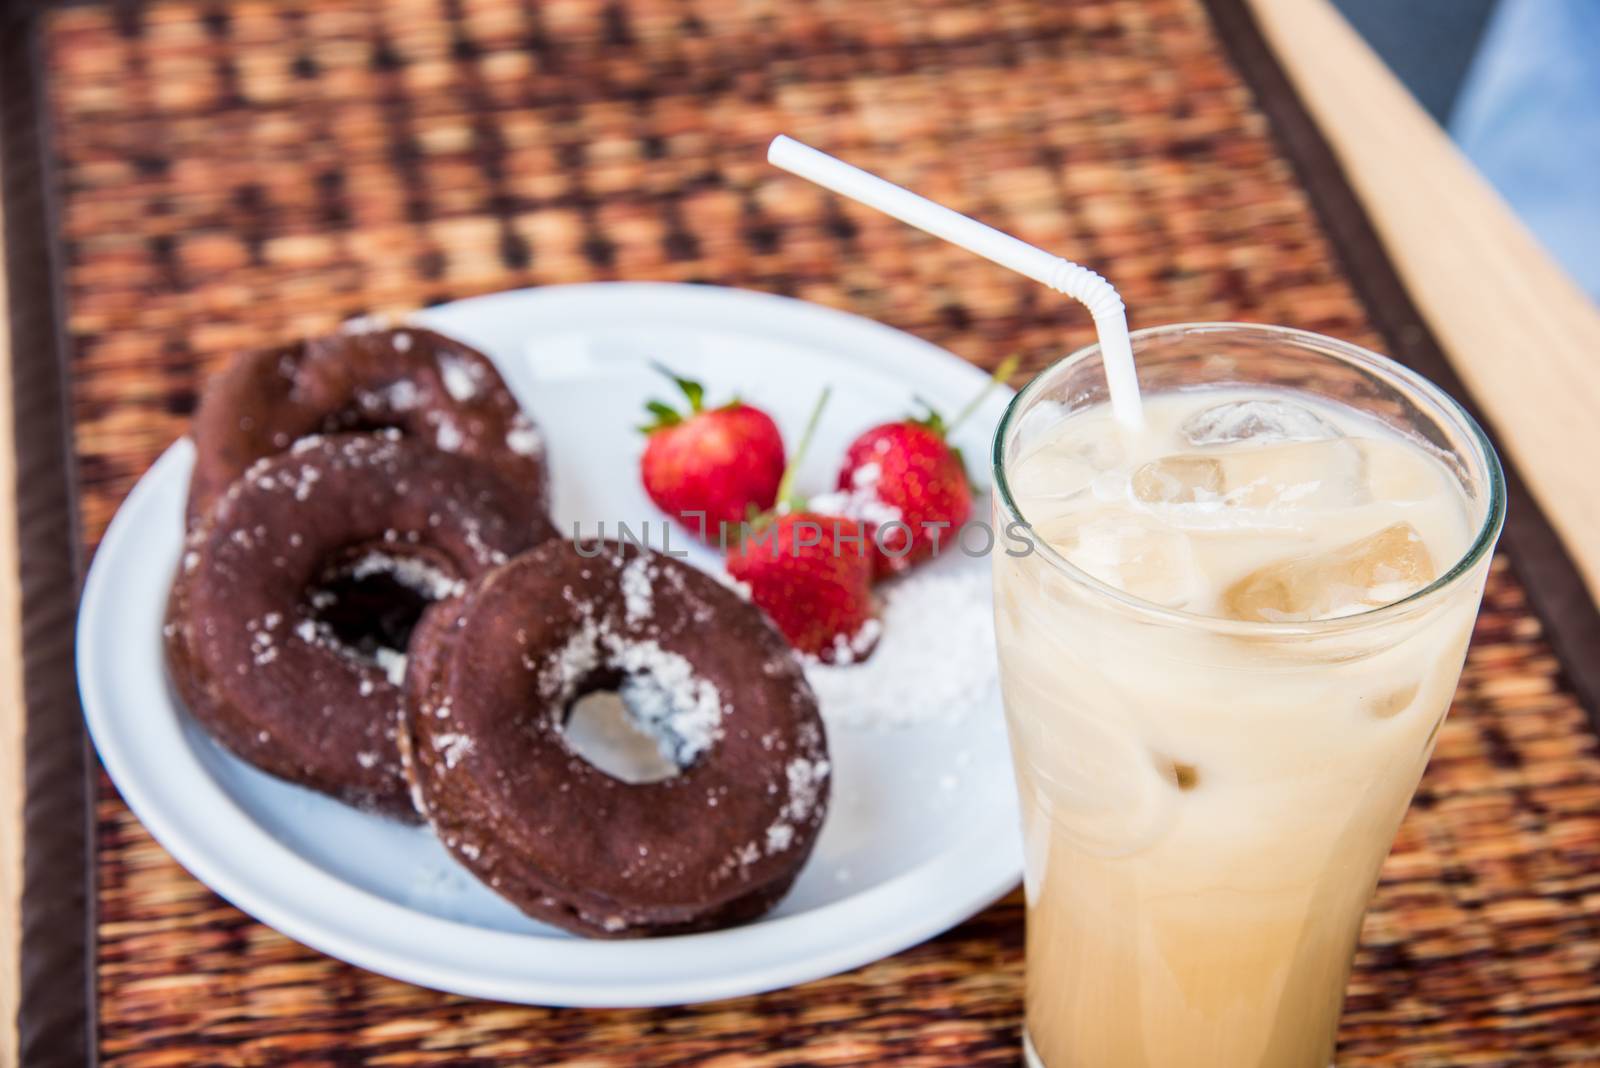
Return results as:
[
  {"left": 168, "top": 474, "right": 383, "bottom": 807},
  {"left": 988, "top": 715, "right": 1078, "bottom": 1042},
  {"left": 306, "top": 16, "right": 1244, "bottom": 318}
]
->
[{"left": 1206, "top": 0, "right": 1600, "bottom": 725}]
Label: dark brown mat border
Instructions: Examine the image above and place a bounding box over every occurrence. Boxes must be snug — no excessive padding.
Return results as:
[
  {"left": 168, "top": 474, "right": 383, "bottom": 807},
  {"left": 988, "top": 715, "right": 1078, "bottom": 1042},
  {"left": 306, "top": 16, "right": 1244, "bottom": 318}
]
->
[
  {"left": 3, "top": 2, "right": 95, "bottom": 1066},
  {"left": 3, "top": 0, "right": 1597, "bottom": 1063}
]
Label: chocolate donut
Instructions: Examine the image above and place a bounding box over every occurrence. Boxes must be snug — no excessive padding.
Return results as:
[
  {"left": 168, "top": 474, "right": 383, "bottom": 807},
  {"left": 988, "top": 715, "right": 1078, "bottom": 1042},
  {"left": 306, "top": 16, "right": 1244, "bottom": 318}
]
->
[
  {"left": 165, "top": 432, "right": 555, "bottom": 818},
  {"left": 403, "top": 540, "right": 831, "bottom": 937},
  {"left": 184, "top": 325, "right": 547, "bottom": 528}
]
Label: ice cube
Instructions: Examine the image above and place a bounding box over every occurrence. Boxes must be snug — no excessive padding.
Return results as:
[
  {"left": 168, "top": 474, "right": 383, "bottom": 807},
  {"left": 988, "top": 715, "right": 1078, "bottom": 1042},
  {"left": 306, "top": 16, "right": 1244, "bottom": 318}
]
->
[
  {"left": 1182, "top": 398, "right": 1340, "bottom": 447},
  {"left": 1216, "top": 439, "right": 1369, "bottom": 509},
  {"left": 1359, "top": 436, "right": 1447, "bottom": 503},
  {"left": 1132, "top": 456, "right": 1224, "bottom": 504},
  {"left": 1039, "top": 511, "right": 1206, "bottom": 608},
  {"left": 1132, "top": 440, "right": 1368, "bottom": 513},
  {"left": 1011, "top": 434, "right": 1127, "bottom": 503},
  {"left": 1222, "top": 521, "right": 1436, "bottom": 622}
]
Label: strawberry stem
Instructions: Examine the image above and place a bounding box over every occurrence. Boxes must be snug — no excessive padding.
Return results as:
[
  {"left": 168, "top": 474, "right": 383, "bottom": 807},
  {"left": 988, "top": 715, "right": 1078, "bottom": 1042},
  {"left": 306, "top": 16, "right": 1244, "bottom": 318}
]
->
[
  {"left": 775, "top": 386, "right": 831, "bottom": 511},
  {"left": 650, "top": 361, "right": 705, "bottom": 414},
  {"left": 944, "top": 353, "right": 1021, "bottom": 436}
]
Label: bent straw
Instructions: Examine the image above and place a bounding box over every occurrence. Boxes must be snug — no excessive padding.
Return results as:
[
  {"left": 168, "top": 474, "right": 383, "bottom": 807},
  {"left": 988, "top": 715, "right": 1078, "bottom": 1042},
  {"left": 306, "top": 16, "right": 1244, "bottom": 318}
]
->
[{"left": 768, "top": 135, "right": 1143, "bottom": 429}]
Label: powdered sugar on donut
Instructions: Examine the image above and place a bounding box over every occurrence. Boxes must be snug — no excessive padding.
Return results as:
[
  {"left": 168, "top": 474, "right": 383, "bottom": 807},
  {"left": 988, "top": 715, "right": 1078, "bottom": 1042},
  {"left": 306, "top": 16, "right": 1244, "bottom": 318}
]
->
[
  {"left": 251, "top": 462, "right": 323, "bottom": 501},
  {"left": 505, "top": 413, "right": 543, "bottom": 458},
  {"left": 620, "top": 555, "right": 654, "bottom": 624},
  {"left": 762, "top": 756, "right": 831, "bottom": 855},
  {"left": 245, "top": 612, "right": 283, "bottom": 666},
  {"left": 610, "top": 638, "right": 723, "bottom": 765},
  {"left": 381, "top": 379, "right": 421, "bottom": 412},
  {"left": 438, "top": 353, "right": 486, "bottom": 402},
  {"left": 458, "top": 516, "right": 511, "bottom": 568},
  {"left": 540, "top": 617, "right": 606, "bottom": 700},
  {"left": 348, "top": 550, "right": 465, "bottom": 600},
  {"left": 539, "top": 610, "right": 726, "bottom": 767},
  {"left": 431, "top": 731, "right": 476, "bottom": 770},
  {"left": 375, "top": 647, "right": 408, "bottom": 687},
  {"left": 435, "top": 418, "right": 464, "bottom": 452}
]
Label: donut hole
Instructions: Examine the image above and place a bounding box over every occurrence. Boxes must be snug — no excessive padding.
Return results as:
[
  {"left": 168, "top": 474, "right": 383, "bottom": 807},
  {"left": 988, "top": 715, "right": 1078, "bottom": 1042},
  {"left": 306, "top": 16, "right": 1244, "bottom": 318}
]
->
[
  {"left": 564, "top": 687, "right": 684, "bottom": 785},
  {"left": 560, "top": 652, "right": 729, "bottom": 783},
  {"left": 317, "top": 379, "right": 444, "bottom": 442},
  {"left": 321, "top": 411, "right": 407, "bottom": 437},
  {"left": 318, "top": 404, "right": 417, "bottom": 440},
  {"left": 304, "top": 544, "right": 463, "bottom": 670}
]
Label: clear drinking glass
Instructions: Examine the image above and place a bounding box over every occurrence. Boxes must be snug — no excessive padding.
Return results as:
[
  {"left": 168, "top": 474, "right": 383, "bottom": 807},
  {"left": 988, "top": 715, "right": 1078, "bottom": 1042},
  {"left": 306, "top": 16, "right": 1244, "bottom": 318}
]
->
[{"left": 990, "top": 324, "right": 1505, "bottom": 1067}]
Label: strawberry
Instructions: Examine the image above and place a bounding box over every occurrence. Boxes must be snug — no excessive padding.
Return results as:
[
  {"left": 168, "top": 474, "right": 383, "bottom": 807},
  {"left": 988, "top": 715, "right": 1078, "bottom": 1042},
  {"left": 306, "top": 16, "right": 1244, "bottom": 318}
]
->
[
  {"left": 639, "top": 364, "right": 785, "bottom": 541},
  {"left": 834, "top": 355, "right": 1018, "bottom": 577},
  {"left": 727, "top": 512, "right": 879, "bottom": 664},
  {"left": 725, "top": 389, "right": 879, "bottom": 664}
]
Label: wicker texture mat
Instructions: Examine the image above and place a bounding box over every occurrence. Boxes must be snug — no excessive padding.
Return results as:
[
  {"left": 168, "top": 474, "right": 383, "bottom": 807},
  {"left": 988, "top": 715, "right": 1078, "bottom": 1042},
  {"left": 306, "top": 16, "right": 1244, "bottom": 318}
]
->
[{"left": 40, "top": 0, "right": 1600, "bottom": 1062}]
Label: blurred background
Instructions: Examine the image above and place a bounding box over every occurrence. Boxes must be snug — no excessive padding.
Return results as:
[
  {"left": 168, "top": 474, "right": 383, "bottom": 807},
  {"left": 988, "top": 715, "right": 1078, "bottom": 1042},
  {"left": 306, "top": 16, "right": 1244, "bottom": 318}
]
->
[{"left": 1337, "top": 0, "right": 1599, "bottom": 301}]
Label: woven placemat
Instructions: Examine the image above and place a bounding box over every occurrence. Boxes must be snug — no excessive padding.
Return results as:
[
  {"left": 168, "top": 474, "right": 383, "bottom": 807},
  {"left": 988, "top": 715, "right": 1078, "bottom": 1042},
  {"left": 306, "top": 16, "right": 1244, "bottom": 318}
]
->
[{"left": 31, "top": 0, "right": 1600, "bottom": 1062}]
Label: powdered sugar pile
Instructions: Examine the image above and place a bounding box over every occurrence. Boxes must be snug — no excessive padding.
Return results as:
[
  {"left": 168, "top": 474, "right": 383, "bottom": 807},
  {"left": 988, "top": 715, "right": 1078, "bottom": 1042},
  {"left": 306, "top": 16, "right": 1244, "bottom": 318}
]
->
[
  {"left": 805, "top": 562, "right": 998, "bottom": 730},
  {"left": 825, "top": 617, "right": 882, "bottom": 666}
]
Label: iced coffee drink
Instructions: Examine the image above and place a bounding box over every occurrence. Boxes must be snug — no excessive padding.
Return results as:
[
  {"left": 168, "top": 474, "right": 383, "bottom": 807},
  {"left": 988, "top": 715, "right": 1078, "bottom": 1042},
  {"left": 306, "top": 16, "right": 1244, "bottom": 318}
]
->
[{"left": 992, "top": 324, "right": 1504, "bottom": 1067}]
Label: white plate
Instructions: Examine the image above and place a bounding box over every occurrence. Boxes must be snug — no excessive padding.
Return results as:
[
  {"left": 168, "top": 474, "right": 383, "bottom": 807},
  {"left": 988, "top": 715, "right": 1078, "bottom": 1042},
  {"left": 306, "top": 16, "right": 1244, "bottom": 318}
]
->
[{"left": 78, "top": 282, "right": 1022, "bottom": 1007}]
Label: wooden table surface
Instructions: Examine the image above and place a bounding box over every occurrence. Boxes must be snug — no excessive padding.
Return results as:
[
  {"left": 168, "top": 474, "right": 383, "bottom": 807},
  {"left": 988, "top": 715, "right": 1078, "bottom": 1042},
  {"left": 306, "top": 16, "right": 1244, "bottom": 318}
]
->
[{"left": 4, "top": 0, "right": 1600, "bottom": 1062}]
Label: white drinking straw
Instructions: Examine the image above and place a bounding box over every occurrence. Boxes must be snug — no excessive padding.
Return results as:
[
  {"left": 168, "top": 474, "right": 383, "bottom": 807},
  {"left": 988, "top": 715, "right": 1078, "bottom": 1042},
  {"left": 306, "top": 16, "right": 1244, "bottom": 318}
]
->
[{"left": 768, "top": 135, "right": 1144, "bottom": 429}]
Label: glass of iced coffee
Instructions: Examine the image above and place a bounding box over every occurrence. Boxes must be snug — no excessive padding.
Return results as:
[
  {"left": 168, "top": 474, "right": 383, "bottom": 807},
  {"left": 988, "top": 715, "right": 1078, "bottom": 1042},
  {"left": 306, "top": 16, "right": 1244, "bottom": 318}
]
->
[{"left": 991, "top": 323, "right": 1505, "bottom": 1067}]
